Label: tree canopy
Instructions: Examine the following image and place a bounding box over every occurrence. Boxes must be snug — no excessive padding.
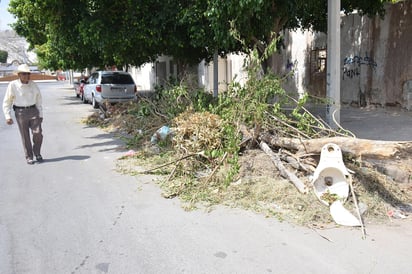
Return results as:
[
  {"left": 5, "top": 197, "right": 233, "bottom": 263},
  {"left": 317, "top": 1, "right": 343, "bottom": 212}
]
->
[
  {"left": 8, "top": 0, "right": 392, "bottom": 71},
  {"left": 0, "top": 50, "right": 8, "bottom": 63}
]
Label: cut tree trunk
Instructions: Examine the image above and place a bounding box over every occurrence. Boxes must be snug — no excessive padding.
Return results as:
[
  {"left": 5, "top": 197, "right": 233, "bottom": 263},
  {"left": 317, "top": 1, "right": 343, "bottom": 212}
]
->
[
  {"left": 259, "top": 134, "right": 412, "bottom": 183},
  {"left": 260, "top": 134, "right": 412, "bottom": 160}
]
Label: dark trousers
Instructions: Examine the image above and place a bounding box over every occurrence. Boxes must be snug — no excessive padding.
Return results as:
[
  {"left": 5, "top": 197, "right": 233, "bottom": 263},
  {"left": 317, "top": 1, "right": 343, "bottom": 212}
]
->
[{"left": 14, "top": 107, "right": 43, "bottom": 160}]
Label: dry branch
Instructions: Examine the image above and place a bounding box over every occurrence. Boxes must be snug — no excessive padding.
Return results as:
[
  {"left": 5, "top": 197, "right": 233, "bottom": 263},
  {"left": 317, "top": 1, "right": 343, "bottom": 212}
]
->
[
  {"left": 259, "top": 141, "right": 307, "bottom": 193},
  {"left": 205, "top": 152, "right": 228, "bottom": 183},
  {"left": 141, "top": 152, "right": 198, "bottom": 174},
  {"left": 279, "top": 149, "right": 315, "bottom": 173}
]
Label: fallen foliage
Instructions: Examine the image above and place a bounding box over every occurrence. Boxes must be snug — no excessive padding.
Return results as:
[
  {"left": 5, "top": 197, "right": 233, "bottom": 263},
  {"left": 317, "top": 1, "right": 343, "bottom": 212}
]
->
[
  {"left": 83, "top": 50, "right": 412, "bottom": 227},
  {"left": 85, "top": 99, "right": 412, "bottom": 227}
]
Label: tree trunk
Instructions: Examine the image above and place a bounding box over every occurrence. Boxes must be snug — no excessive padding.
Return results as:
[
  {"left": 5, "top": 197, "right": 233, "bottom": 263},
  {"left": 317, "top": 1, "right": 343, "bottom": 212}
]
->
[
  {"left": 259, "top": 133, "right": 412, "bottom": 183},
  {"left": 260, "top": 134, "right": 412, "bottom": 160}
]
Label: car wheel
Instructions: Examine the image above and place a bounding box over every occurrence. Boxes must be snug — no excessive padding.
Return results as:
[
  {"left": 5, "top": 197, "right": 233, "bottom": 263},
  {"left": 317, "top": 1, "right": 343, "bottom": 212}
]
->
[{"left": 92, "top": 96, "right": 99, "bottom": 109}]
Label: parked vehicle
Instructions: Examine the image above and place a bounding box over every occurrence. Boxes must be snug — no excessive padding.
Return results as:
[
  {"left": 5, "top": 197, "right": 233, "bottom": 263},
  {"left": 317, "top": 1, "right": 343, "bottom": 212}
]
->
[
  {"left": 73, "top": 81, "right": 80, "bottom": 94},
  {"left": 83, "top": 71, "right": 137, "bottom": 108},
  {"left": 74, "top": 79, "right": 86, "bottom": 100}
]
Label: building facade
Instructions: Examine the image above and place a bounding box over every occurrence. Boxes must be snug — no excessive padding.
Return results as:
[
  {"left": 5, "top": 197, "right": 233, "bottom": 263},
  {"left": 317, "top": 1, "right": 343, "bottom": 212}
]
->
[{"left": 130, "top": 1, "right": 412, "bottom": 109}]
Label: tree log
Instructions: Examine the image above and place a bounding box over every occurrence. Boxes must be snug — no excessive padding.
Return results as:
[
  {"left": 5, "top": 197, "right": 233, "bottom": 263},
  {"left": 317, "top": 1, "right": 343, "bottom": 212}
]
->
[
  {"left": 260, "top": 133, "right": 412, "bottom": 183},
  {"left": 260, "top": 134, "right": 412, "bottom": 160},
  {"left": 259, "top": 141, "right": 307, "bottom": 193}
]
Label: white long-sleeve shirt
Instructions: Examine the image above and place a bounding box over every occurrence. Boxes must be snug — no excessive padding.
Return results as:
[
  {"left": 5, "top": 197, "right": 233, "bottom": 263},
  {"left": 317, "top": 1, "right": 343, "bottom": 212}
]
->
[{"left": 2, "top": 79, "right": 43, "bottom": 120}]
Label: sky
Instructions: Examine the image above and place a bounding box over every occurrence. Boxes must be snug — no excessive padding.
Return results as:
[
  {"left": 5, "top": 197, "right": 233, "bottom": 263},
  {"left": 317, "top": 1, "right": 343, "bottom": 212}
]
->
[{"left": 0, "top": 0, "right": 16, "bottom": 30}]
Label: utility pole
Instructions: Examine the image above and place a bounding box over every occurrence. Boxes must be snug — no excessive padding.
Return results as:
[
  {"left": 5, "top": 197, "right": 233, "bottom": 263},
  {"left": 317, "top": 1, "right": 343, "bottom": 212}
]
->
[
  {"left": 213, "top": 50, "right": 219, "bottom": 97},
  {"left": 326, "top": 0, "right": 341, "bottom": 128}
]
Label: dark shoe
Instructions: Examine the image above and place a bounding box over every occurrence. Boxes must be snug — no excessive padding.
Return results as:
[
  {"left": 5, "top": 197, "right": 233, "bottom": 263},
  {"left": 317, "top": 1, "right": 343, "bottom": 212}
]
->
[
  {"left": 35, "top": 155, "right": 44, "bottom": 162},
  {"left": 27, "top": 159, "right": 35, "bottom": 165}
]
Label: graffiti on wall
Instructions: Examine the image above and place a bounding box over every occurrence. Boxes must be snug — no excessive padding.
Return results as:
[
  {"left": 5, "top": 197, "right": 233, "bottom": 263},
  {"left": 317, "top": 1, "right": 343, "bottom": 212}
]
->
[
  {"left": 284, "top": 59, "right": 298, "bottom": 80},
  {"left": 342, "top": 53, "right": 377, "bottom": 80},
  {"left": 286, "top": 59, "right": 295, "bottom": 71}
]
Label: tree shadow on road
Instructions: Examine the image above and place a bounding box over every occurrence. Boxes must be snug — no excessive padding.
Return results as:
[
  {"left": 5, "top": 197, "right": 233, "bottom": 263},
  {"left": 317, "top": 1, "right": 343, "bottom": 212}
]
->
[{"left": 42, "top": 155, "right": 90, "bottom": 163}]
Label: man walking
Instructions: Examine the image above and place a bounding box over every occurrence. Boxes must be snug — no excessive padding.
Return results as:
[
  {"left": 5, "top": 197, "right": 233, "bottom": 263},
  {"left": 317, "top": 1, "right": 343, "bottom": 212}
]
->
[{"left": 3, "top": 64, "right": 44, "bottom": 165}]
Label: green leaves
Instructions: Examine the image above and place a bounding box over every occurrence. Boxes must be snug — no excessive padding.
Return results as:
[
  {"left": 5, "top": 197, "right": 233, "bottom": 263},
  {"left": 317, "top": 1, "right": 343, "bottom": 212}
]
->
[
  {"left": 8, "top": 0, "right": 391, "bottom": 70},
  {"left": 0, "top": 50, "right": 8, "bottom": 63}
]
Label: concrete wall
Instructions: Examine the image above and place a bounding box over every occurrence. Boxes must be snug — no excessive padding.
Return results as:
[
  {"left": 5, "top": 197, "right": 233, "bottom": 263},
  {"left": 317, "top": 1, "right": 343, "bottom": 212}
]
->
[
  {"left": 383, "top": 1, "right": 412, "bottom": 107},
  {"left": 339, "top": 1, "right": 412, "bottom": 107},
  {"left": 268, "top": 30, "right": 327, "bottom": 99},
  {"left": 129, "top": 64, "right": 153, "bottom": 91},
  {"left": 129, "top": 55, "right": 177, "bottom": 91},
  {"left": 200, "top": 53, "right": 248, "bottom": 93},
  {"left": 266, "top": 1, "right": 412, "bottom": 108},
  {"left": 316, "top": 1, "right": 412, "bottom": 107}
]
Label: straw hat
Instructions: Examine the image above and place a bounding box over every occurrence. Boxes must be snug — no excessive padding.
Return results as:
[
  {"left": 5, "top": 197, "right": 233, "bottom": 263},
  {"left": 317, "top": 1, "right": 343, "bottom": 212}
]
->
[{"left": 15, "top": 64, "right": 31, "bottom": 74}]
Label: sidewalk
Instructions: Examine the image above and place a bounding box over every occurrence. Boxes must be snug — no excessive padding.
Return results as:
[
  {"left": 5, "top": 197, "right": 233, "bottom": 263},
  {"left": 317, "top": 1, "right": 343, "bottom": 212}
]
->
[{"left": 340, "top": 106, "right": 412, "bottom": 141}]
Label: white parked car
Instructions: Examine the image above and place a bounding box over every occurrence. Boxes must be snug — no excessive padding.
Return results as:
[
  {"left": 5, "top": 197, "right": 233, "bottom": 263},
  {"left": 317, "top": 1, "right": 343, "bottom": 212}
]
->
[{"left": 83, "top": 71, "right": 137, "bottom": 108}]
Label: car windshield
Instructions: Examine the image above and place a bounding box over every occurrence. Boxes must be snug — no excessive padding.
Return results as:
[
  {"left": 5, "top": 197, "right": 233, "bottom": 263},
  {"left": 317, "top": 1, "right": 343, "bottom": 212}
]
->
[{"left": 101, "top": 73, "right": 134, "bottom": 84}]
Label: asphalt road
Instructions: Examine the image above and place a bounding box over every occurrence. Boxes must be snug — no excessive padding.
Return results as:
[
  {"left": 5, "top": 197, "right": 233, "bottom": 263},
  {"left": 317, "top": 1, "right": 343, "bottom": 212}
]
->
[
  {"left": 0, "top": 81, "right": 411, "bottom": 274},
  {"left": 341, "top": 105, "right": 412, "bottom": 141}
]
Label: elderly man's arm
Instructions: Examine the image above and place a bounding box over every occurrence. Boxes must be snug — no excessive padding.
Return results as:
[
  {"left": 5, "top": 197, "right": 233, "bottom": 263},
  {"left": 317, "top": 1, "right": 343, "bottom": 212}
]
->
[
  {"left": 3, "top": 83, "right": 15, "bottom": 124},
  {"left": 33, "top": 82, "right": 43, "bottom": 118}
]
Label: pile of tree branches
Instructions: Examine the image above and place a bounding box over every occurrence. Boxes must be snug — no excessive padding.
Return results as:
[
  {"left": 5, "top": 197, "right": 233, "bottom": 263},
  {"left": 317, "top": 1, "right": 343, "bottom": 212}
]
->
[
  {"left": 253, "top": 110, "right": 412, "bottom": 194},
  {"left": 96, "top": 91, "right": 412, "bottom": 223},
  {"left": 88, "top": 50, "right": 412, "bottom": 222}
]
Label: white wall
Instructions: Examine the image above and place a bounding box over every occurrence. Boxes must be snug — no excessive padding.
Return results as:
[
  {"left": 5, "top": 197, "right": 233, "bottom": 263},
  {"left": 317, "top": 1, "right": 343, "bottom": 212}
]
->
[
  {"left": 200, "top": 53, "right": 248, "bottom": 93},
  {"left": 129, "top": 63, "right": 155, "bottom": 91}
]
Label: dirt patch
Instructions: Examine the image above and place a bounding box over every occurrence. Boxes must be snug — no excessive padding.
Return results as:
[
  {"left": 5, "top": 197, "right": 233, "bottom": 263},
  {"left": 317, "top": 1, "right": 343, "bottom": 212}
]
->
[
  {"left": 238, "top": 149, "right": 280, "bottom": 178},
  {"left": 227, "top": 149, "right": 333, "bottom": 225}
]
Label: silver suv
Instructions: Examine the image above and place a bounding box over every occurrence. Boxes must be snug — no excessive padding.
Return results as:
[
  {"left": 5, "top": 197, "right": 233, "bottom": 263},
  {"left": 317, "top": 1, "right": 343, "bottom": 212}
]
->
[{"left": 83, "top": 71, "right": 137, "bottom": 108}]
